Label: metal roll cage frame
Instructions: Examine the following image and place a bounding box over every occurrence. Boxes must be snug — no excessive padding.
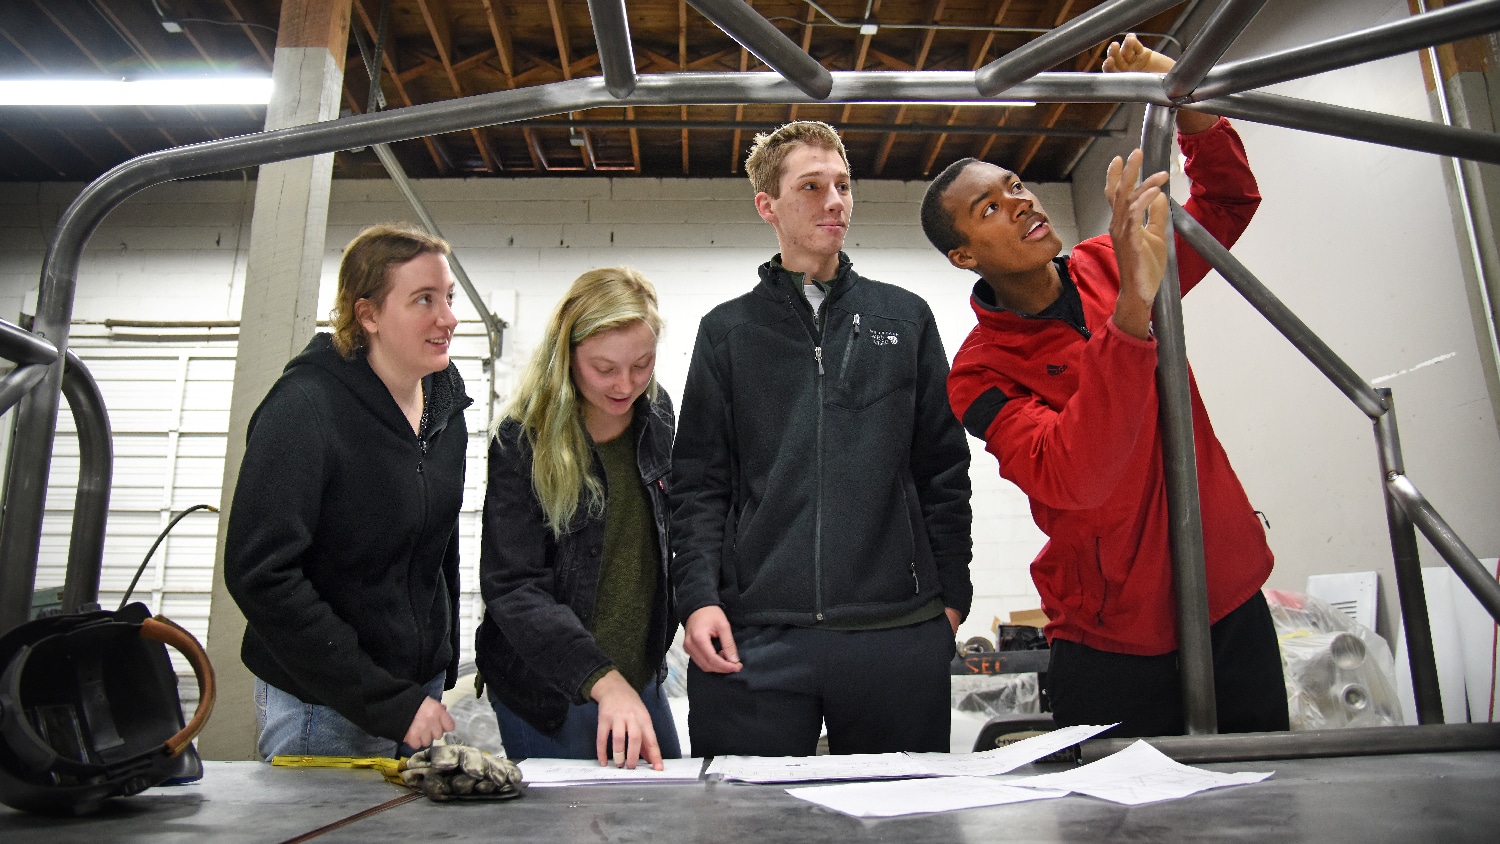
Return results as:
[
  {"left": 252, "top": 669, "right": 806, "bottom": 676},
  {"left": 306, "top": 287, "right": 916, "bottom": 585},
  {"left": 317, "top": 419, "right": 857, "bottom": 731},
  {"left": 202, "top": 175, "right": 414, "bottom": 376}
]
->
[{"left": 2, "top": 0, "right": 1499, "bottom": 760}]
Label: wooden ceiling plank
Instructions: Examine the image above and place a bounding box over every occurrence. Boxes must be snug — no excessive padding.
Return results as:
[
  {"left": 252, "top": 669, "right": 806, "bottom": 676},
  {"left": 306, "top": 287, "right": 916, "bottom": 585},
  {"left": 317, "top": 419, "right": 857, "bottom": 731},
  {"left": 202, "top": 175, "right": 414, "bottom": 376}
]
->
[
  {"left": 414, "top": 0, "right": 497, "bottom": 171},
  {"left": 546, "top": 0, "right": 573, "bottom": 80},
  {"left": 2, "top": 129, "right": 73, "bottom": 178},
  {"left": 626, "top": 105, "right": 642, "bottom": 172},
  {"left": 874, "top": 0, "right": 947, "bottom": 176},
  {"left": 217, "top": 0, "right": 276, "bottom": 68},
  {"left": 479, "top": 0, "right": 516, "bottom": 80},
  {"left": 840, "top": 0, "right": 882, "bottom": 123},
  {"left": 353, "top": 0, "right": 450, "bottom": 174},
  {"left": 788, "top": 1, "right": 817, "bottom": 123}
]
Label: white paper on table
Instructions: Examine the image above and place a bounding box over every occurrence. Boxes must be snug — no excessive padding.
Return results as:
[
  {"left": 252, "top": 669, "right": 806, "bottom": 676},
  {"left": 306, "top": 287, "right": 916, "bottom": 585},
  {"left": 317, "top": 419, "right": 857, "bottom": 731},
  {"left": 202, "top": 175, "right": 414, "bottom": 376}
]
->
[
  {"left": 707, "top": 752, "right": 928, "bottom": 783},
  {"left": 786, "top": 776, "right": 1069, "bottom": 818},
  {"left": 1009, "top": 740, "right": 1272, "bottom": 805},
  {"left": 517, "top": 757, "right": 705, "bottom": 786},
  {"left": 909, "top": 723, "right": 1117, "bottom": 776}
]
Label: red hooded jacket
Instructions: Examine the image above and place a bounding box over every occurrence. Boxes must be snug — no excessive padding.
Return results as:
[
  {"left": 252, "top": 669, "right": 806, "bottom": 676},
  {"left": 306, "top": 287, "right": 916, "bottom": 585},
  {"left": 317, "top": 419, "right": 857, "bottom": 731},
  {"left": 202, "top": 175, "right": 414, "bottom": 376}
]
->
[{"left": 947, "top": 118, "right": 1271, "bottom": 656}]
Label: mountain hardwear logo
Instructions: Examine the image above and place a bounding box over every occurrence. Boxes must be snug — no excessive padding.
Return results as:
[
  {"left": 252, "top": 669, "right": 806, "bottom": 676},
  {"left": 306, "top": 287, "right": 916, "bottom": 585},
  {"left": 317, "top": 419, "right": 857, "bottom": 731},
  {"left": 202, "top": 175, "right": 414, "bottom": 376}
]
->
[{"left": 870, "top": 330, "right": 899, "bottom": 346}]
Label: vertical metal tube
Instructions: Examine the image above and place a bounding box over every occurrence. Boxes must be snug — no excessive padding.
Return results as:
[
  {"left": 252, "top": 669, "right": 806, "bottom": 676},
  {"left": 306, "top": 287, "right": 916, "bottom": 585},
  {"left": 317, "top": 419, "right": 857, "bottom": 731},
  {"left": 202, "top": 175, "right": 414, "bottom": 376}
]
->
[
  {"left": 1142, "top": 103, "right": 1217, "bottom": 735},
  {"left": 588, "top": 0, "right": 638, "bottom": 99},
  {"left": 1373, "top": 388, "right": 1443, "bottom": 724},
  {"left": 59, "top": 350, "right": 111, "bottom": 614}
]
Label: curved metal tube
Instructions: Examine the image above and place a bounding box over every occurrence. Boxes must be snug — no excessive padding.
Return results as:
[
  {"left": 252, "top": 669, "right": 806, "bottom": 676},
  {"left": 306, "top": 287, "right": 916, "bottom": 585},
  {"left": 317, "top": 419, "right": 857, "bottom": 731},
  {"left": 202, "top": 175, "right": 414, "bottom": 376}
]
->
[
  {"left": 59, "top": 350, "right": 111, "bottom": 614},
  {"left": 685, "top": 0, "right": 833, "bottom": 99},
  {"left": 975, "top": 0, "right": 1182, "bottom": 96},
  {"left": 4, "top": 66, "right": 1500, "bottom": 634},
  {"left": 0, "top": 319, "right": 58, "bottom": 367},
  {"left": 1191, "top": 0, "right": 1500, "bottom": 102},
  {"left": 1387, "top": 473, "right": 1500, "bottom": 623},
  {"left": 1169, "top": 201, "right": 1387, "bottom": 418},
  {"left": 587, "top": 0, "right": 638, "bottom": 99},
  {"left": 0, "top": 364, "right": 49, "bottom": 416}
]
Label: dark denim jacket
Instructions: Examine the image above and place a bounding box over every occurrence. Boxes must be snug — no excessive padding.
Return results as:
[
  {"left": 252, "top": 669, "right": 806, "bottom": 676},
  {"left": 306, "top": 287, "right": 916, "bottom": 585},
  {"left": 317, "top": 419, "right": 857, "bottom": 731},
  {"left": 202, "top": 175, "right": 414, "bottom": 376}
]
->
[{"left": 475, "top": 390, "right": 674, "bottom": 734}]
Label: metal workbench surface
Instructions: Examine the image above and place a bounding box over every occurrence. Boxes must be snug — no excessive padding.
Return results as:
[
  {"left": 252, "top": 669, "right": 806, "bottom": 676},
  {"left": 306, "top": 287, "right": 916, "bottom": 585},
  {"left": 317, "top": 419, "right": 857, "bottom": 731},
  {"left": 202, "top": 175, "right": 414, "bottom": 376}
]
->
[{"left": 2, "top": 751, "right": 1497, "bottom": 842}]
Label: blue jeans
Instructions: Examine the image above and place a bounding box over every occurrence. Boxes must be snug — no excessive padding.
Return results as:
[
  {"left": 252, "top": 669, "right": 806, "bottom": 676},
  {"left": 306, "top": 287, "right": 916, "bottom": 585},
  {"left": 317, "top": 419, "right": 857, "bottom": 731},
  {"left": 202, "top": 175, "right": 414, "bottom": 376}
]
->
[
  {"left": 254, "top": 674, "right": 445, "bottom": 760},
  {"left": 488, "top": 679, "right": 682, "bottom": 761}
]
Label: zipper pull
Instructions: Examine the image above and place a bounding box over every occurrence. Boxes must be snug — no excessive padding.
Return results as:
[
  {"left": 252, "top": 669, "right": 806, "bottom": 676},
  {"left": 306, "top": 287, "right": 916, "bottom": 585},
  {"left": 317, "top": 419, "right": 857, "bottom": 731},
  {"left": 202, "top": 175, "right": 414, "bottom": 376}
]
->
[
  {"left": 814, "top": 346, "right": 825, "bottom": 375},
  {"left": 852, "top": 313, "right": 861, "bottom": 337}
]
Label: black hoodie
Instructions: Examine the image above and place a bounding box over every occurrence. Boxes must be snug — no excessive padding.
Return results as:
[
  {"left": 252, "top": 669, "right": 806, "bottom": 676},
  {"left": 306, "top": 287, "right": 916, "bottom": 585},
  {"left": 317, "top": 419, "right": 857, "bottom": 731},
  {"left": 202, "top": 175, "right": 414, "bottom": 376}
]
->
[{"left": 226, "top": 333, "right": 471, "bottom": 742}]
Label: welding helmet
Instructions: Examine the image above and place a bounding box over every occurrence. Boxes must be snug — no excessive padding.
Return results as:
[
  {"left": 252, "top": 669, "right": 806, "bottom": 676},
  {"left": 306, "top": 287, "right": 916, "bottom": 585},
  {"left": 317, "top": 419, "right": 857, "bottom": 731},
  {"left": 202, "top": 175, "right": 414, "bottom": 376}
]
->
[{"left": 0, "top": 602, "right": 215, "bottom": 815}]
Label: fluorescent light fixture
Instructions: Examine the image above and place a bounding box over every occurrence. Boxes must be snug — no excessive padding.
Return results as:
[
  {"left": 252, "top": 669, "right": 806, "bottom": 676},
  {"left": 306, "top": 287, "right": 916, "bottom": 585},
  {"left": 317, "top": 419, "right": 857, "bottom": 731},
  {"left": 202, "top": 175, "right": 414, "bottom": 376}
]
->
[
  {"left": 0, "top": 77, "right": 274, "bottom": 106},
  {"left": 863, "top": 100, "right": 1035, "bottom": 107}
]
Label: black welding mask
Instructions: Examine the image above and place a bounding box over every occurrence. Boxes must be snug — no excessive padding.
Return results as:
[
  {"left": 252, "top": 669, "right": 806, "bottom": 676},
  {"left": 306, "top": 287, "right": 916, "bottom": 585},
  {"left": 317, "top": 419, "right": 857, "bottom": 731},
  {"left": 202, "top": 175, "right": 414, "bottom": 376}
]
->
[{"left": 0, "top": 602, "right": 215, "bottom": 815}]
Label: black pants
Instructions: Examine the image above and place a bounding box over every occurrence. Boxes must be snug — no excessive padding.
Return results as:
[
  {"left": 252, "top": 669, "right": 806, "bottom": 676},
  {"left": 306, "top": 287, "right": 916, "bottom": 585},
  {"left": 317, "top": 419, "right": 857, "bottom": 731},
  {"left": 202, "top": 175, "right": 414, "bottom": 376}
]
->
[
  {"left": 687, "top": 614, "right": 953, "bottom": 756},
  {"left": 1047, "top": 590, "right": 1290, "bottom": 739}
]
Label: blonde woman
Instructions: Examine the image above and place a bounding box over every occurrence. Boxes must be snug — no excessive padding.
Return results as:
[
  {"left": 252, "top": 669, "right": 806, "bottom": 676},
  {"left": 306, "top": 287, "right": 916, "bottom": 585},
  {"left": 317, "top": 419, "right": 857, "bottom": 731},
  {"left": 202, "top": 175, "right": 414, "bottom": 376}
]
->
[
  {"left": 227, "top": 224, "right": 470, "bottom": 758},
  {"left": 475, "top": 267, "right": 680, "bottom": 770}
]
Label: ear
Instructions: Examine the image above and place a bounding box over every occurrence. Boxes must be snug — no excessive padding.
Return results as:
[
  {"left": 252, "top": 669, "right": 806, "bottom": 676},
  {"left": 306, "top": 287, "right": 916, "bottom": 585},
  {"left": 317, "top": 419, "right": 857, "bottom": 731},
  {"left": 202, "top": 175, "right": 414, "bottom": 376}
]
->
[
  {"left": 947, "top": 244, "right": 977, "bottom": 272},
  {"left": 753, "top": 191, "right": 777, "bottom": 226},
  {"left": 355, "top": 298, "right": 379, "bottom": 337}
]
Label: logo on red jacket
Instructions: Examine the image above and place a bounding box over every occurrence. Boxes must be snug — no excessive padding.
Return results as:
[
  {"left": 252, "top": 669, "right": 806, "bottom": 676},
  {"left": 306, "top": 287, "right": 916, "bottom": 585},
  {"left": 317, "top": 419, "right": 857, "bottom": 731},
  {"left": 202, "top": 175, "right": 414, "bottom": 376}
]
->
[{"left": 1046, "top": 364, "right": 1068, "bottom": 376}]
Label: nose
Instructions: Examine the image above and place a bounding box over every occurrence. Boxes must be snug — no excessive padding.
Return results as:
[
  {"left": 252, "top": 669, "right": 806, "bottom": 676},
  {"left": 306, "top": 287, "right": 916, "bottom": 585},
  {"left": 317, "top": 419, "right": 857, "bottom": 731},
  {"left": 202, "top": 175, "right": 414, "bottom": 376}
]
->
[
  {"left": 437, "top": 297, "right": 458, "bottom": 329},
  {"left": 1008, "top": 193, "right": 1034, "bottom": 220}
]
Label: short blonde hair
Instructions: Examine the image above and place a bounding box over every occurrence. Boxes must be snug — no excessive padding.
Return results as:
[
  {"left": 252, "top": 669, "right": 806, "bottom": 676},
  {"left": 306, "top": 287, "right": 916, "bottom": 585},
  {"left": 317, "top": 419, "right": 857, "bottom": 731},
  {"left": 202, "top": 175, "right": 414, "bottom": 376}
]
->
[
  {"left": 744, "top": 120, "right": 851, "bottom": 197},
  {"left": 330, "top": 224, "right": 450, "bottom": 359}
]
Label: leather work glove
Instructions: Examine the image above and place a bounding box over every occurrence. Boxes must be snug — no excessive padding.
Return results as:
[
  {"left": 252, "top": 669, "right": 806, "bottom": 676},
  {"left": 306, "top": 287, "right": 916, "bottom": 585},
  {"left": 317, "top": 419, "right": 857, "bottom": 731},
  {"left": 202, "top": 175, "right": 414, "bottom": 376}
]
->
[{"left": 401, "top": 743, "right": 524, "bottom": 802}]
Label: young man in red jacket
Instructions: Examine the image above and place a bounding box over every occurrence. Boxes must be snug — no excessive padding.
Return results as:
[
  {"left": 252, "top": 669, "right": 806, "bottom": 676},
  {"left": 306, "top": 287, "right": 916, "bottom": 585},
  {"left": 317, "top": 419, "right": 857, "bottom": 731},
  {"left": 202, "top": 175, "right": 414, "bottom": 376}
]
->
[{"left": 920, "top": 35, "right": 1287, "bottom": 737}]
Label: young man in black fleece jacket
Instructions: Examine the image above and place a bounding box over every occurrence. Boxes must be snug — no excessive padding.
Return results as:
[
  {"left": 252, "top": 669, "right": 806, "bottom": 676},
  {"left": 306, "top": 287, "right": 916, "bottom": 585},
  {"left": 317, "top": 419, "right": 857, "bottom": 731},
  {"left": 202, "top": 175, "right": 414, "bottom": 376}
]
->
[{"left": 671, "top": 121, "right": 973, "bottom": 756}]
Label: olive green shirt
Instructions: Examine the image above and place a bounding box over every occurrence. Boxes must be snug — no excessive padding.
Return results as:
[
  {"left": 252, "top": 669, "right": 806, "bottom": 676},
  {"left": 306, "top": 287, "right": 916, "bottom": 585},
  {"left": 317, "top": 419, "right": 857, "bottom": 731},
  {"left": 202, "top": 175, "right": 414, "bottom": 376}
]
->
[{"left": 581, "top": 423, "right": 659, "bottom": 697}]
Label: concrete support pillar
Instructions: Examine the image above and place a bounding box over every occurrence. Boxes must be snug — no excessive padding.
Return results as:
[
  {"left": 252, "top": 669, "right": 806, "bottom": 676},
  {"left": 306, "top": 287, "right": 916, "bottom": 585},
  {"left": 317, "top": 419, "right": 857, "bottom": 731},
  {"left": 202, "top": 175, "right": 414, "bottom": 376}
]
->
[{"left": 198, "top": 0, "right": 352, "bottom": 760}]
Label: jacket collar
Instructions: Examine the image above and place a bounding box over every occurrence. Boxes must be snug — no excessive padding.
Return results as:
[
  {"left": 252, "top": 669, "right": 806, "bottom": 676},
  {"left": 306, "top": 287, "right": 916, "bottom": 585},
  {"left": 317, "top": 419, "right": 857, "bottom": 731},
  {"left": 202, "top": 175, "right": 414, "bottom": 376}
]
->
[
  {"left": 633, "top": 391, "right": 673, "bottom": 482},
  {"left": 971, "top": 257, "right": 1087, "bottom": 334},
  {"left": 289, "top": 333, "right": 472, "bottom": 440},
  {"left": 756, "top": 251, "right": 857, "bottom": 304}
]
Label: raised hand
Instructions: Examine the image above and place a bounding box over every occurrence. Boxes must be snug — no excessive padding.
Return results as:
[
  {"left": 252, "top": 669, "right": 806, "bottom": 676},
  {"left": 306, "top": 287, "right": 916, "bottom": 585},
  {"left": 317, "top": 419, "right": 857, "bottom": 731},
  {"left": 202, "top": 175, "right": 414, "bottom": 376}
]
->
[
  {"left": 1106, "top": 148, "right": 1171, "bottom": 340},
  {"left": 1103, "top": 32, "right": 1174, "bottom": 74}
]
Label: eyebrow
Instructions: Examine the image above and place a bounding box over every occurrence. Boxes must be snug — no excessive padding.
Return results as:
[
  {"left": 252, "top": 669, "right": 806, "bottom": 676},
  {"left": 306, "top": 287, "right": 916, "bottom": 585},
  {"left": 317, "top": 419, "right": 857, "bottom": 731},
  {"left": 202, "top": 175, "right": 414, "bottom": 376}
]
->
[
  {"left": 966, "top": 171, "right": 1015, "bottom": 214},
  {"left": 794, "top": 167, "right": 849, "bottom": 182}
]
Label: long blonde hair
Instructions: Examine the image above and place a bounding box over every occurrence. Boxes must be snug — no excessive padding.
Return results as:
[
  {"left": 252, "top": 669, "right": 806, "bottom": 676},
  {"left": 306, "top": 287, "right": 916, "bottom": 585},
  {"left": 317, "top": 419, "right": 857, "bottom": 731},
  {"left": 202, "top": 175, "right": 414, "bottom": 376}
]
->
[{"left": 504, "top": 267, "right": 663, "bottom": 536}]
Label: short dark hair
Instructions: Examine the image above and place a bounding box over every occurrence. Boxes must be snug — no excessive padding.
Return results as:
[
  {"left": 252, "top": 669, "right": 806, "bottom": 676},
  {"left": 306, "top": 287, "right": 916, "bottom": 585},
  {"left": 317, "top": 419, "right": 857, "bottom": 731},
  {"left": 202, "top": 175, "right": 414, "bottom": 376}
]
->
[{"left": 920, "top": 158, "right": 982, "bottom": 254}]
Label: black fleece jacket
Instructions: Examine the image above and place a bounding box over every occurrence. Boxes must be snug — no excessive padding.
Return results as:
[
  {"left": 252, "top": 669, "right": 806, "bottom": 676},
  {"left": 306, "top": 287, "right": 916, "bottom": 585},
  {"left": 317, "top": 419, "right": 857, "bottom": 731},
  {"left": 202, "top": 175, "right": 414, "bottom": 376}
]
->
[
  {"left": 475, "top": 391, "right": 675, "bottom": 734},
  {"left": 670, "top": 253, "right": 973, "bottom": 628},
  {"left": 226, "top": 333, "right": 471, "bottom": 742}
]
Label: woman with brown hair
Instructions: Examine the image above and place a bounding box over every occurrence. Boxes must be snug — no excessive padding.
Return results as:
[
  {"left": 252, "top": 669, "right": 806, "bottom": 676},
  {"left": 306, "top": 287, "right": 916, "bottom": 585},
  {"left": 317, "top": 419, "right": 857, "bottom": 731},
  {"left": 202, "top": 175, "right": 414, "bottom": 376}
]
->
[{"left": 226, "top": 223, "right": 472, "bottom": 758}]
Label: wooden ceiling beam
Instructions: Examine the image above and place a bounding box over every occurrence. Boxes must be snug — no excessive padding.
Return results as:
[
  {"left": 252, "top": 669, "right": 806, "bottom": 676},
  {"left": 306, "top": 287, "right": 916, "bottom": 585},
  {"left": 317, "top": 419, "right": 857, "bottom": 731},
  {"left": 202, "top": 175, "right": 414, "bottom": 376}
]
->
[
  {"left": 787, "top": 1, "right": 817, "bottom": 123},
  {"left": 478, "top": 0, "right": 516, "bottom": 80},
  {"left": 217, "top": 0, "right": 276, "bottom": 68},
  {"left": 730, "top": 0, "right": 754, "bottom": 175},
  {"left": 679, "top": 0, "right": 688, "bottom": 175},
  {"left": 415, "top": 0, "right": 496, "bottom": 172},
  {"left": 1008, "top": 42, "right": 1108, "bottom": 174},
  {"left": 353, "top": 0, "right": 451, "bottom": 174},
  {"left": 839, "top": 0, "right": 882, "bottom": 124},
  {"left": 875, "top": 0, "right": 948, "bottom": 176},
  {"left": 2, "top": 129, "right": 73, "bottom": 179},
  {"left": 546, "top": 0, "right": 573, "bottom": 80}
]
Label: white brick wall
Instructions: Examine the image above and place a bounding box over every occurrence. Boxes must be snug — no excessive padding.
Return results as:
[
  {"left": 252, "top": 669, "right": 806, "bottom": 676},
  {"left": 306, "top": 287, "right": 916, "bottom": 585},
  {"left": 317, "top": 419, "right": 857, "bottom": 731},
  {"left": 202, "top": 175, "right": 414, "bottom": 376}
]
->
[{"left": 0, "top": 175, "right": 1080, "bottom": 644}]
